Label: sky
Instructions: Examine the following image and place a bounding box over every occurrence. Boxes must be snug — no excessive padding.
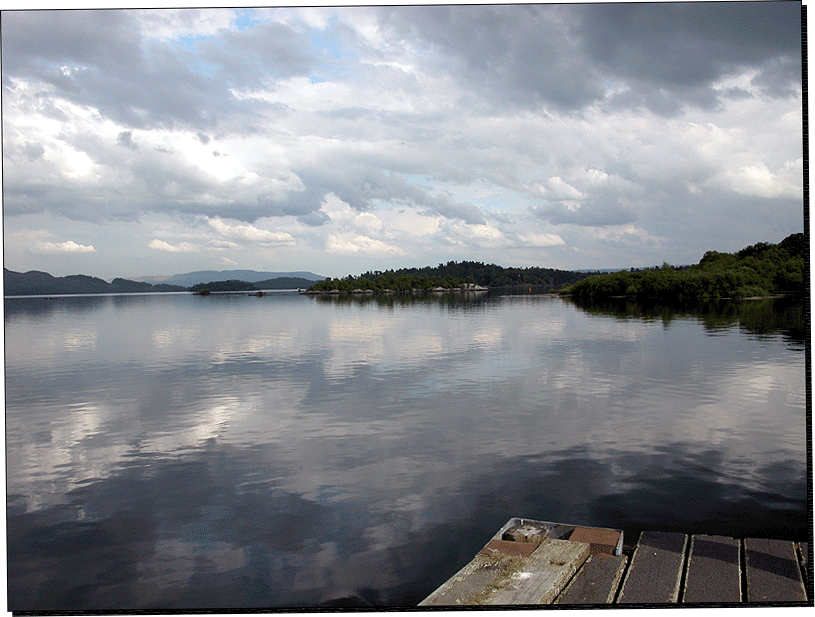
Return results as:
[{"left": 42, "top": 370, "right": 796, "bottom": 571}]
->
[{"left": 1, "top": 1, "right": 805, "bottom": 280}]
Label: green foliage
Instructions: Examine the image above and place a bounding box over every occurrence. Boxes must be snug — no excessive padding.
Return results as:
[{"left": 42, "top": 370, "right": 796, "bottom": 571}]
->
[
  {"left": 307, "top": 272, "right": 471, "bottom": 293},
  {"left": 306, "top": 261, "right": 593, "bottom": 293},
  {"left": 566, "top": 233, "right": 805, "bottom": 302}
]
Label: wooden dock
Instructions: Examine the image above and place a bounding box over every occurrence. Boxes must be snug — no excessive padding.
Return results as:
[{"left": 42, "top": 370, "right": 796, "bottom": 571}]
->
[{"left": 419, "top": 518, "right": 811, "bottom": 607}]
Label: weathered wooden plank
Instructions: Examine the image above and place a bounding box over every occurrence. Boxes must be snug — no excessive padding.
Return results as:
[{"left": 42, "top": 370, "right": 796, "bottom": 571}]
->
[
  {"left": 617, "top": 531, "right": 687, "bottom": 604},
  {"left": 555, "top": 554, "right": 627, "bottom": 605},
  {"left": 799, "top": 542, "right": 809, "bottom": 599},
  {"left": 682, "top": 535, "right": 741, "bottom": 603},
  {"left": 484, "top": 538, "right": 591, "bottom": 605},
  {"left": 418, "top": 550, "right": 525, "bottom": 606},
  {"left": 745, "top": 538, "right": 807, "bottom": 602},
  {"left": 419, "top": 538, "right": 590, "bottom": 606}
]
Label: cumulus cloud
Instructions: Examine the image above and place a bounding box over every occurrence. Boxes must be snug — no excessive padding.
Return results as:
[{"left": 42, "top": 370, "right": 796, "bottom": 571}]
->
[
  {"left": 516, "top": 232, "right": 566, "bottom": 248},
  {"left": 207, "top": 217, "right": 295, "bottom": 245},
  {"left": 326, "top": 234, "right": 403, "bottom": 255},
  {"left": 40, "top": 240, "right": 96, "bottom": 253},
  {"left": 148, "top": 239, "right": 197, "bottom": 253},
  {"left": 1, "top": 4, "right": 803, "bottom": 278}
]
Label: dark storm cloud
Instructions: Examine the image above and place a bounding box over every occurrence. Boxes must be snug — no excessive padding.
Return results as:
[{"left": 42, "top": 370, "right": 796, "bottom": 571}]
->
[
  {"left": 577, "top": 2, "right": 802, "bottom": 115},
  {"left": 196, "top": 20, "right": 315, "bottom": 84},
  {"left": 377, "top": 2, "right": 801, "bottom": 116},
  {"left": 1, "top": 10, "right": 316, "bottom": 131},
  {"left": 532, "top": 198, "right": 637, "bottom": 228},
  {"left": 751, "top": 56, "right": 803, "bottom": 98},
  {"left": 1, "top": 10, "right": 141, "bottom": 75},
  {"left": 377, "top": 4, "right": 605, "bottom": 112},
  {"left": 580, "top": 2, "right": 801, "bottom": 77}
]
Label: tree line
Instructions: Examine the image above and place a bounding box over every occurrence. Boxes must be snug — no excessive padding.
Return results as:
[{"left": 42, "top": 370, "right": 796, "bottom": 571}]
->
[
  {"left": 307, "top": 261, "right": 595, "bottom": 293},
  {"left": 4, "top": 269, "right": 317, "bottom": 296},
  {"left": 563, "top": 233, "right": 805, "bottom": 302}
]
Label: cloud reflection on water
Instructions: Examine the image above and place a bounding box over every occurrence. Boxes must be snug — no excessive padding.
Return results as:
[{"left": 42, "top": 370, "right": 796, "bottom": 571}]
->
[{"left": 5, "top": 292, "right": 807, "bottom": 610}]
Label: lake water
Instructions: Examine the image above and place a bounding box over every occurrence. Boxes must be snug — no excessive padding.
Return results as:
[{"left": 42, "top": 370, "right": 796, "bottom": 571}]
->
[{"left": 5, "top": 291, "right": 808, "bottom": 609}]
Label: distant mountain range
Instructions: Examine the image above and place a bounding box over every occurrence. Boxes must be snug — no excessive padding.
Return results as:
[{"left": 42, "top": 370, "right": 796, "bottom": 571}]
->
[
  {"left": 134, "top": 269, "right": 325, "bottom": 287},
  {"left": 4, "top": 268, "right": 326, "bottom": 296}
]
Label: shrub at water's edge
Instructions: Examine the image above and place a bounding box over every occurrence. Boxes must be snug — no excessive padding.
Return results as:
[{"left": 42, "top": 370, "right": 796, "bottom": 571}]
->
[{"left": 563, "top": 233, "right": 805, "bottom": 302}]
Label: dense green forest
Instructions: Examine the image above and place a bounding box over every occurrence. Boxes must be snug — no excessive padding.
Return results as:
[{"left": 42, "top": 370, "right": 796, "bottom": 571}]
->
[
  {"left": 306, "top": 261, "right": 594, "bottom": 293},
  {"left": 564, "top": 233, "right": 806, "bottom": 302}
]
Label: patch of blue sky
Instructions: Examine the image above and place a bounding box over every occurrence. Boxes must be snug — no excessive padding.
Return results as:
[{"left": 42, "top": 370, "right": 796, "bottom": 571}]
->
[
  {"left": 309, "top": 18, "right": 359, "bottom": 61},
  {"left": 232, "top": 8, "right": 261, "bottom": 33},
  {"left": 176, "top": 33, "right": 210, "bottom": 53},
  {"left": 189, "top": 60, "right": 218, "bottom": 78},
  {"left": 305, "top": 17, "right": 360, "bottom": 83},
  {"left": 403, "top": 174, "right": 437, "bottom": 189}
]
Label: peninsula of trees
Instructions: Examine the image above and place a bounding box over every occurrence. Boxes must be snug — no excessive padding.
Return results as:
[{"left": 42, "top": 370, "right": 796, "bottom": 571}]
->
[
  {"left": 563, "top": 233, "right": 805, "bottom": 302},
  {"left": 305, "top": 261, "right": 594, "bottom": 294}
]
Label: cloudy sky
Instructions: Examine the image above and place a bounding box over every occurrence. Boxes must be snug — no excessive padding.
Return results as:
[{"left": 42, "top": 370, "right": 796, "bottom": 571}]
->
[{"left": 2, "top": 2, "right": 804, "bottom": 280}]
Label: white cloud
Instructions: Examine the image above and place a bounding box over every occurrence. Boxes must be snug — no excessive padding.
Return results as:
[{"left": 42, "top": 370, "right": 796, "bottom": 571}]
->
[
  {"left": 40, "top": 240, "right": 96, "bottom": 253},
  {"left": 207, "top": 217, "right": 296, "bottom": 245},
  {"left": 540, "top": 176, "right": 585, "bottom": 201},
  {"left": 516, "top": 232, "right": 565, "bottom": 248},
  {"left": 0, "top": 5, "right": 803, "bottom": 279},
  {"left": 723, "top": 160, "right": 804, "bottom": 200},
  {"left": 325, "top": 234, "right": 403, "bottom": 255},
  {"left": 208, "top": 239, "right": 240, "bottom": 250},
  {"left": 148, "top": 239, "right": 197, "bottom": 253}
]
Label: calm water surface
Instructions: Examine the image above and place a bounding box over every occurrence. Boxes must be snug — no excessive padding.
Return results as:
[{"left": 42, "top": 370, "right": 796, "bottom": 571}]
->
[{"left": 5, "top": 291, "right": 807, "bottom": 609}]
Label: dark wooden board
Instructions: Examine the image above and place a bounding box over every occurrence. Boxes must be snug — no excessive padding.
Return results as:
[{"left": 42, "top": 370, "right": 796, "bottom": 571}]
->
[
  {"left": 480, "top": 539, "right": 539, "bottom": 558},
  {"left": 745, "top": 538, "right": 807, "bottom": 602},
  {"left": 569, "top": 527, "right": 623, "bottom": 556},
  {"left": 617, "top": 531, "right": 687, "bottom": 604},
  {"left": 682, "top": 535, "right": 741, "bottom": 603},
  {"left": 555, "top": 554, "right": 627, "bottom": 605}
]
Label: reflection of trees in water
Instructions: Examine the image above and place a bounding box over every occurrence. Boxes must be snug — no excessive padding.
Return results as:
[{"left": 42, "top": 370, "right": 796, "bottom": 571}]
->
[
  {"left": 4, "top": 295, "right": 111, "bottom": 320},
  {"left": 570, "top": 296, "right": 805, "bottom": 348},
  {"left": 4, "top": 293, "right": 176, "bottom": 321},
  {"left": 311, "top": 290, "right": 492, "bottom": 310}
]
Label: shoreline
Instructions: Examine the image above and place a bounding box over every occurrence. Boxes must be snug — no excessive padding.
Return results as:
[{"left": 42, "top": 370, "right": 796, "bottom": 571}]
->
[{"left": 301, "top": 284, "right": 489, "bottom": 295}]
